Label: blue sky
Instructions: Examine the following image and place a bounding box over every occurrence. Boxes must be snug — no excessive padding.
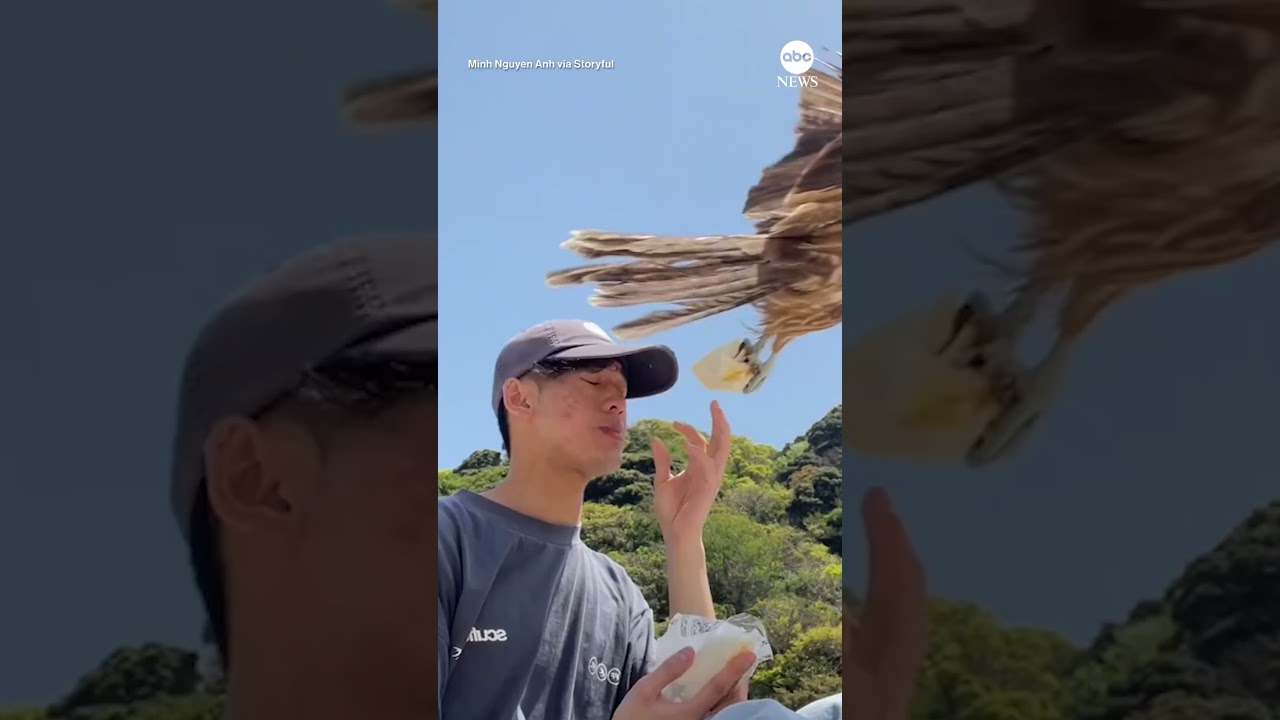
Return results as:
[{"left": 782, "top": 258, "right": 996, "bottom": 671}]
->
[{"left": 436, "top": 0, "right": 840, "bottom": 466}]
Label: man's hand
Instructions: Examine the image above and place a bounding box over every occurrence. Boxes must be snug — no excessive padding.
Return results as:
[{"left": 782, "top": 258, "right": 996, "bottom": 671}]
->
[
  {"left": 613, "top": 647, "right": 755, "bottom": 720},
  {"left": 846, "top": 488, "right": 930, "bottom": 720},
  {"left": 653, "top": 400, "right": 732, "bottom": 543},
  {"left": 704, "top": 676, "right": 749, "bottom": 717}
]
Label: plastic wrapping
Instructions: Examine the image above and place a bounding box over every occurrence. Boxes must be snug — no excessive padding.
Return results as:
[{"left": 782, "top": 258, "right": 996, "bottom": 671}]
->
[
  {"left": 654, "top": 613, "right": 774, "bottom": 702},
  {"left": 691, "top": 339, "right": 755, "bottom": 393},
  {"left": 843, "top": 291, "right": 1002, "bottom": 463}
]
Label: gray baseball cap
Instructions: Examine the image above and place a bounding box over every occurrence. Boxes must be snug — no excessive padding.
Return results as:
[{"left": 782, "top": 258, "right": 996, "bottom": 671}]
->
[
  {"left": 491, "top": 320, "right": 678, "bottom": 415},
  {"left": 169, "top": 234, "right": 437, "bottom": 540}
]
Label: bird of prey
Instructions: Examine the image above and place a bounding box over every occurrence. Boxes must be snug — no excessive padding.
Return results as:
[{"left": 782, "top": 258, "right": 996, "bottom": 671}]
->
[
  {"left": 545, "top": 59, "right": 842, "bottom": 394},
  {"left": 843, "top": 0, "right": 1280, "bottom": 466},
  {"left": 342, "top": 0, "right": 437, "bottom": 129}
]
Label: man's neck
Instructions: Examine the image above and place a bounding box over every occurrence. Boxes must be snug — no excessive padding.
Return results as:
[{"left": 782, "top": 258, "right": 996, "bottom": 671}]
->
[
  {"left": 485, "top": 454, "right": 590, "bottom": 527},
  {"left": 221, "top": 631, "right": 428, "bottom": 720}
]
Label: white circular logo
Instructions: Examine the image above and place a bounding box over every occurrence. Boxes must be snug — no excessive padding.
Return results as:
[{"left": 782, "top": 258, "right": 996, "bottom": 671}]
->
[
  {"left": 779, "top": 40, "right": 815, "bottom": 75},
  {"left": 587, "top": 657, "right": 622, "bottom": 686}
]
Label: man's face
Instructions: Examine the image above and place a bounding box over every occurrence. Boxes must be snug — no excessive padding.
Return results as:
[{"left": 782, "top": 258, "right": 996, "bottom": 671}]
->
[
  {"left": 528, "top": 359, "right": 629, "bottom": 477},
  {"left": 210, "top": 360, "right": 437, "bottom": 680},
  {"left": 301, "top": 397, "right": 438, "bottom": 645}
]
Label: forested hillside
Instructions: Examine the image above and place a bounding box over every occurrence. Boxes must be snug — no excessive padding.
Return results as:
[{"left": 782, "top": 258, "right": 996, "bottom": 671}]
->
[
  {"left": 905, "top": 498, "right": 1280, "bottom": 719},
  {"left": 2, "top": 408, "right": 846, "bottom": 719},
  {"left": 7, "top": 406, "right": 1278, "bottom": 719}
]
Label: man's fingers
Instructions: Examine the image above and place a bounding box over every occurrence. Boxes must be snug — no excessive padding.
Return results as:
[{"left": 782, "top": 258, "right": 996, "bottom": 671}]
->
[
  {"left": 682, "top": 442, "right": 705, "bottom": 478},
  {"left": 708, "top": 400, "right": 731, "bottom": 468},
  {"left": 842, "top": 595, "right": 858, "bottom": 668},
  {"left": 686, "top": 651, "right": 756, "bottom": 714},
  {"left": 651, "top": 438, "right": 672, "bottom": 484},
  {"left": 706, "top": 676, "right": 749, "bottom": 716},
  {"left": 636, "top": 647, "right": 696, "bottom": 700},
  {"left": 843, "top": 669, "right": 879, "bottom": 720},
  {"left": 850, "top": 488, "right": 891, "bottom": 671},
  {"left": 672, "top": 422, "right": 711, "bottom": 473},
  {"left": 880, "top": 507, "right": 929, "bottom": 719},
  {"left": 860, "top": 487, "right": 929, "bottom": 719},
  {"left": 672, "top": 422, "right": 708, "bottom": 452}
]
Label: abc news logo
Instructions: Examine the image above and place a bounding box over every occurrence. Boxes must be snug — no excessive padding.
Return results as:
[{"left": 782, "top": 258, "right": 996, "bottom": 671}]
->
[{"left": 777, "top": 40, "right": 820, "bottom": 89}]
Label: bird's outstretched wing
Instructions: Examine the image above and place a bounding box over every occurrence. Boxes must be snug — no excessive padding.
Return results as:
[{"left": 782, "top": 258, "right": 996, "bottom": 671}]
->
[
  {"left": 546, "top": 55, "right": 842, "bottom": 343},
  {"left": 840, "top": 0, "right": 1277, "bottom": 225},
  {"left": 342, "top": 0, "right": 437, "bottom": 129},
  {"left": 744, "top": 65, "right": 843, "bottom": 225}
]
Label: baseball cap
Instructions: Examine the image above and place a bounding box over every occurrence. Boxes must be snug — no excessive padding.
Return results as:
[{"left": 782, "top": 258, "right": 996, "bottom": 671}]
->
[
  {"left": 491, "top": 320, "right": 679, "bottom": 415},
  {"left": 169, "top": 234, "right": 438, "bottom": 540}
]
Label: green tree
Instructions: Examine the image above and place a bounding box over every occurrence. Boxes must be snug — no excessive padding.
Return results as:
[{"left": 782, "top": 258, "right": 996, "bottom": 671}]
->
[
  {"left": 749, "top": 594, "right": 840, "bottom": 656},
  {"left": 720, "top": 481, "right": 791, "bottom": 525},
  {"left": 455, "top": 449, "right": 503, "bottom": 472},
  {"left": 724, "top": 436, "right": 779, "bottom": 485},
  {"left": 753, "top": 625, "right": 842, "bottom": 708},
  {"left": 909, "top": 602, "right": 1076, "bottom": 720}
]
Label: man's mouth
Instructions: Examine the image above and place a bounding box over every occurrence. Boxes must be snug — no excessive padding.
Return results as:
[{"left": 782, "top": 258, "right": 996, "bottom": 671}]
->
[{"left": 599, "top": 426, "right": 625, "bottom": 442}]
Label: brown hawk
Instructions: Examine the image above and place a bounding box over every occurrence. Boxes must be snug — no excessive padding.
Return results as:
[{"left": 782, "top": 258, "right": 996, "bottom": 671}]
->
[
  {"left": 342, "top": 0, "right": 437, "bottom": 129},
  {"left": 545, "top": 58, "right": 842, "bottom": 394},
  {"left": 844, "top": 0, "right": 1280, "bottom": 465}
]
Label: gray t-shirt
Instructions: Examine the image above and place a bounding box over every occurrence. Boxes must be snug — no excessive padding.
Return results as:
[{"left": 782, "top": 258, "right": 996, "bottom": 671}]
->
[{"left": 438, "top": 490, "right": 657, "bottom": 719}]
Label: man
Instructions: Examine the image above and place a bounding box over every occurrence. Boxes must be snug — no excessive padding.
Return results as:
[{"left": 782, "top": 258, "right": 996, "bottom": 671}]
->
[
  {"left": 170, "top": 234, "right": 439, "bottom": 720},
  {"left": 438, "top": 320, "right": 754, "bottom": 719}
]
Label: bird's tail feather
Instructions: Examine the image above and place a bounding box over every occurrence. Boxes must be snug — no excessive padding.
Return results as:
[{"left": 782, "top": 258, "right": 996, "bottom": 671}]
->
[
  {"left": 842, "top": 0, "right": 1079, "bottom": 223},
  {"left": 343, "top": 70, "right": 437, "bottom": 129},
  {"left": 611, "top": 292, "right": 768, "bottom": 340},
  {"left": 546, "top": 231, "right": 771, "bottom": 339},
  {"left": 556, "top": 230, "right": 765, "bottom": 261},
  {"left": 392, "top": 0, "right": 437, "bottom": 18}
]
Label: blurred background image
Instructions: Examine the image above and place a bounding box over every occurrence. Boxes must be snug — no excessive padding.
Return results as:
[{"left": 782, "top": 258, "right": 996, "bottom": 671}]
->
[
  {"left": 840, "top": 2, "right": 1280, "bottom": 717},
  {"left": 0, "top": 1, "right": 434, "bottom": 715}
]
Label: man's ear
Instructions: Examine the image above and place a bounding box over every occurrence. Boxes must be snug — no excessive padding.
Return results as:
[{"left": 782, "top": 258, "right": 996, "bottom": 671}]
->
[
  {"left": 203, "top": 416, "right": 296, "bottom": 539},
  {"left": 502, "top": 377, "right": 538, "bottom": 419}
]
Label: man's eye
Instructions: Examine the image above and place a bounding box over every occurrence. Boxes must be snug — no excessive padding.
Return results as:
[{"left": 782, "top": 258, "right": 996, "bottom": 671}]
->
[{"left": 583, "top": 379, "right": 600, "bottom": 386}]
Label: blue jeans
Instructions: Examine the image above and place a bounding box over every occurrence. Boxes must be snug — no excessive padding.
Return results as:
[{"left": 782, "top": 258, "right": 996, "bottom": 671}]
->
[{"left": 710, "top": 693, "right": 842, "bottom": 720}]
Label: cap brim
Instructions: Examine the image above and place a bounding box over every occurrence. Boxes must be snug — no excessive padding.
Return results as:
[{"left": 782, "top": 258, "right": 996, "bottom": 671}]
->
[
  {"left": 344, "top": 317, "right": 438, "bottom": 360},
  {"left": 546, "top": 342, "right": 679, "bottom": 399}
]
